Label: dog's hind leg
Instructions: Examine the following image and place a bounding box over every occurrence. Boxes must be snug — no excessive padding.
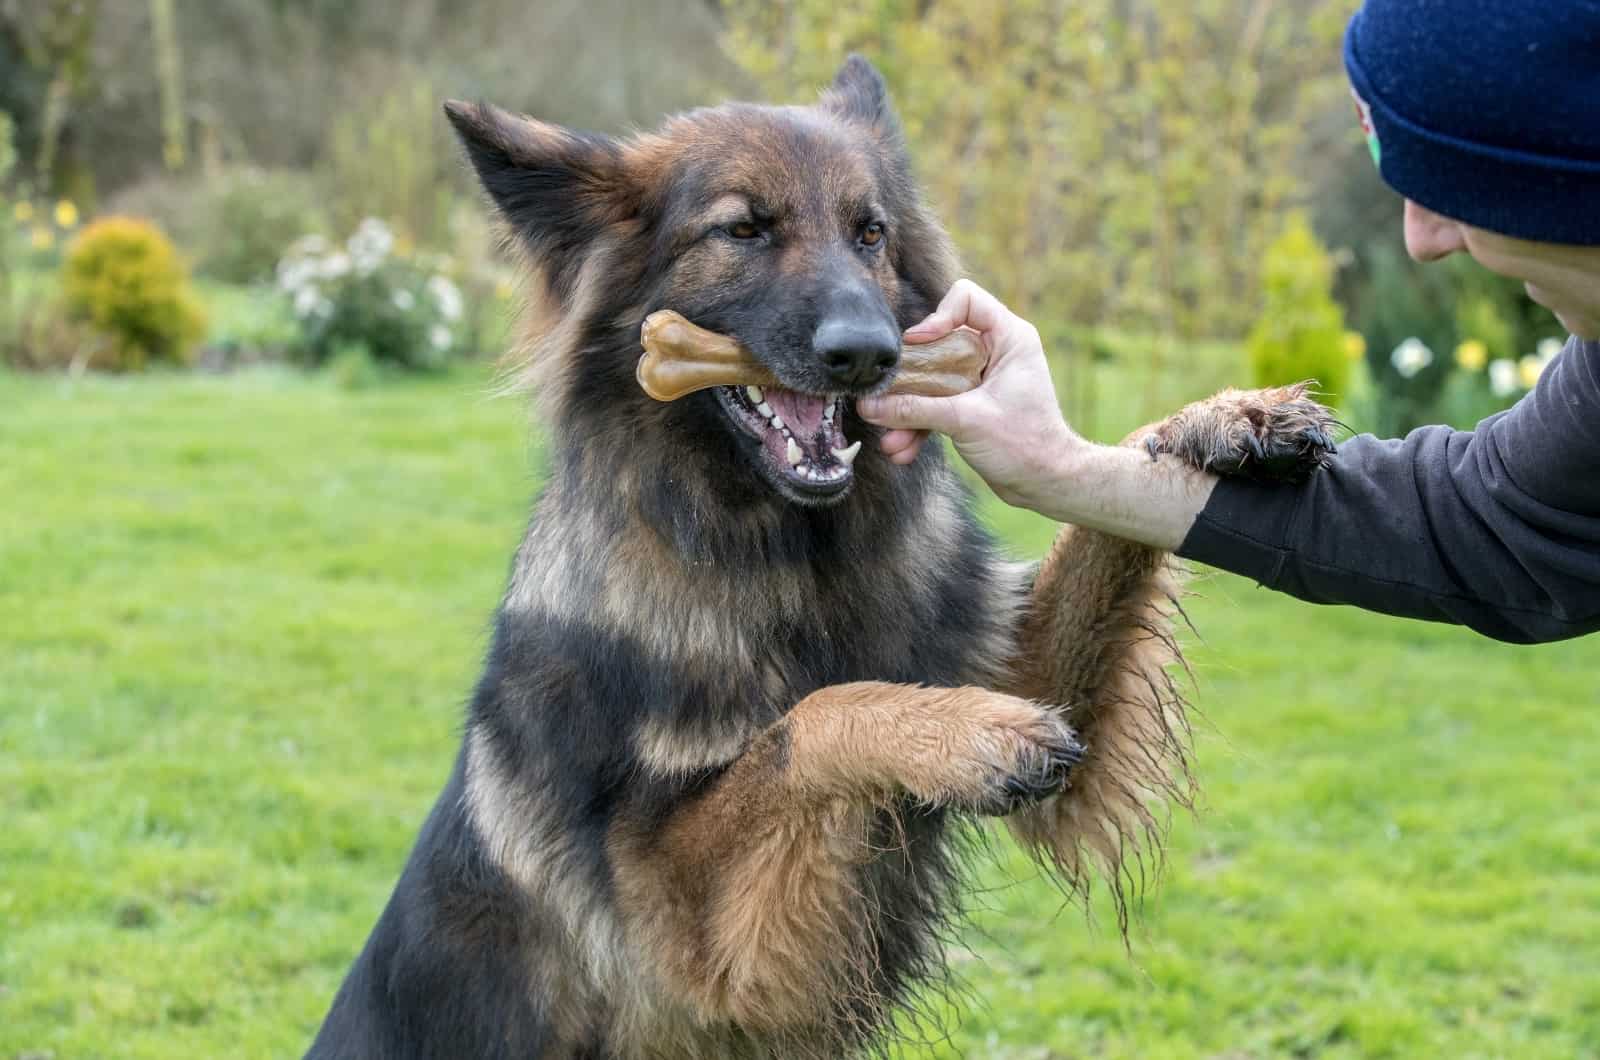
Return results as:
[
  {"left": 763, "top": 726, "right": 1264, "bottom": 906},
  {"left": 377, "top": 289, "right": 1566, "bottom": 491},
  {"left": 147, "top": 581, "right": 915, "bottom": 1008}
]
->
[
  {"left": 999, "top": 383, "right": 1337, "bottom": 923},
  {"left": 607, "top": 681, "right": 1079, "bottom": 1038}
]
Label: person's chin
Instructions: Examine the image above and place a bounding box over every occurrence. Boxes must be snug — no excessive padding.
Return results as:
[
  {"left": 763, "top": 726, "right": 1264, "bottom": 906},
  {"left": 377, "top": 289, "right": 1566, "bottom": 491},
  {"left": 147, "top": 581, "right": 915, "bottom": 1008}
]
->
[
  {"left": 1555, "top": 309, "right": 1599, "bottom": 341},
  {"left": 1526, "top": 283, "right": 1598, "bottom": 340}
]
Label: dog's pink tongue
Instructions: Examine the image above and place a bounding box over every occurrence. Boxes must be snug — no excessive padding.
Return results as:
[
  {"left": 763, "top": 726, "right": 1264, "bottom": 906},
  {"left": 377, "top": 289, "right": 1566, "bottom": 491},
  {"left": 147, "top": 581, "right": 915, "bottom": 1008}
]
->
[{"left": 767, "top": 389, "right": 828, "bottom": 438}]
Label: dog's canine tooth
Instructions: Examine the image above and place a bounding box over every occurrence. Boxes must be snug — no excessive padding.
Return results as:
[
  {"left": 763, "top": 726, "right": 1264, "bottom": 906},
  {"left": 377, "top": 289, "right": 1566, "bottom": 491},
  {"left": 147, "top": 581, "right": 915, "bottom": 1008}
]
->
[
  {"left": 786, "top": 439, "right": 804, "bottom": 467},
  {"left": 831, "top": 441, "right": 862, "bottom": 468},
  {"left": 746, "top": 385, "right": 764, "bottom": 404}
]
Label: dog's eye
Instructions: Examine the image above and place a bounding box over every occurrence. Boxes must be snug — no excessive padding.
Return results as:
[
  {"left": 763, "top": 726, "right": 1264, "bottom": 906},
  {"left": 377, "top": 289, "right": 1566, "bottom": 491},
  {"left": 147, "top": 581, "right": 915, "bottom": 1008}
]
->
[
  {"left": 859, "top": 222, "right": 885, "bottom": 248},
  {"left": 727, "top": 221, "right": 762, "bottom": 240}
]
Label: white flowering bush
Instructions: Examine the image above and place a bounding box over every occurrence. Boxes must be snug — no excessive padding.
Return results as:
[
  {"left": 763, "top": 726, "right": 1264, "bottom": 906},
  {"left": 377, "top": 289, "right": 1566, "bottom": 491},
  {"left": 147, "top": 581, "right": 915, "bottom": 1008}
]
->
[{"left": 276, "top": 218, "right": 468, "bottom": 371}]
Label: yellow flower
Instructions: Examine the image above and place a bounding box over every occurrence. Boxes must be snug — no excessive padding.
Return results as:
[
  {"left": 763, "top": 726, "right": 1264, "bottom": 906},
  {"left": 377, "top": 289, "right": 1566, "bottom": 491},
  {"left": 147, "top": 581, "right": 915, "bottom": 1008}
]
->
[
  {"left": 13, "top": 200, "right": 34, "bottom": 222},
  {"left": 1454, "top": 339, "right": 1488, "bottom": 372},
  {"left": 29, "top": 224, "right": 55, "bottom": 250},
  {"left": 54, "top": 200, "right": 79, "bottom": 228},
  {"left": 1517, "top": 354, "right": 1545, "bottom": 390},
  {"left": 1342, "top": 331, "right": 1367, "bottom": 361}
]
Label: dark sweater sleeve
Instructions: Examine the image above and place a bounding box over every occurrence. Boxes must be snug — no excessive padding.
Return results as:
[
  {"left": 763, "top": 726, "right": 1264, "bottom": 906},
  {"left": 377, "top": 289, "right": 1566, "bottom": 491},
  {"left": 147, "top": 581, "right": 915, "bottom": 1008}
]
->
[{"left": 1177, "top": 337, "right": 1600, "bottom": 643}]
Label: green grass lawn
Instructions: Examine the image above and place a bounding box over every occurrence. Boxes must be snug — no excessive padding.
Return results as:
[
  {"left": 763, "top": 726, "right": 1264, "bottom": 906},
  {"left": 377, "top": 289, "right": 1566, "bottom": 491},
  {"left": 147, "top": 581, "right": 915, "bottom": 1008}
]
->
[{"left": 2, "top": 366, "right": 1597, "bottom": 1059}]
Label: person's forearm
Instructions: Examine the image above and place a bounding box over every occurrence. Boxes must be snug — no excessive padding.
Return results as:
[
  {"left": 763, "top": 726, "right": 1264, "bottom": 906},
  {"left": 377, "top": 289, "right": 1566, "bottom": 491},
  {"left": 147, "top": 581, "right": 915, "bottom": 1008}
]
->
[{"left": 1032, "top": 441, "right": 1219, "bottom": 551}]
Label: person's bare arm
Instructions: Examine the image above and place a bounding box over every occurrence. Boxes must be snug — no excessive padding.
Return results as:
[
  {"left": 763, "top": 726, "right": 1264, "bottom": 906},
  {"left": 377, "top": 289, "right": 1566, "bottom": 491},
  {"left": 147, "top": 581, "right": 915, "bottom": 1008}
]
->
[{"left": 858, "top": 279, "right": 1219, "bottom": 551}]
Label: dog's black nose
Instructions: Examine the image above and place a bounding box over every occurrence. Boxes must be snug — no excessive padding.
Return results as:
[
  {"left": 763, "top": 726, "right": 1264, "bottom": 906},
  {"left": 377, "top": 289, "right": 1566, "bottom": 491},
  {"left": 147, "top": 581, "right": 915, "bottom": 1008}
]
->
[{"left": 815, "top": 317, "right": 900, "bottom": 389}]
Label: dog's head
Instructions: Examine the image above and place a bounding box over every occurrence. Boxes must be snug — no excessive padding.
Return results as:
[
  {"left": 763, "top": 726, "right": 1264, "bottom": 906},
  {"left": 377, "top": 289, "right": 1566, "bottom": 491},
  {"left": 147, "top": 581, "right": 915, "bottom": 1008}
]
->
[{"left": 446, "top": 57, "right": 958, "bottom": 508}]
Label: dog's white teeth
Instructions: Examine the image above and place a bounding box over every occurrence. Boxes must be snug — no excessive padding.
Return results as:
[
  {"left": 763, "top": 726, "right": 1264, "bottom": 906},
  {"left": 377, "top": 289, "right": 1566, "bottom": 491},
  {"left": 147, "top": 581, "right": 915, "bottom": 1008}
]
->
[
  {"left": 769, "top": 414, "right": 785, "bottom": 430},
  {"left": 831, "top": 441, "right": 861, "bottom": 468},
  {"left": 746, "top": 385, "right": 764, "bottom": 404},
  {"left": 756, "top": 401, "right": 773, "bottom": 417},
  {"left": 823, "top": 399, "right": 838, "bottom": 423},
  {"left": 786, "top": 439, "right": 804, "bottom": 467}
]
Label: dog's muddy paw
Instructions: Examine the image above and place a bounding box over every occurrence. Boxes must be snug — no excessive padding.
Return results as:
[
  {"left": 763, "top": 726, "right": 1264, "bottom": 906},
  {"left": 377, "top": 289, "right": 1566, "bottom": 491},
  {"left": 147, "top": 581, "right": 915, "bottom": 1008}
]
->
[{"left": 1142, "top": 383, "right": 1339, "bottom": 486}]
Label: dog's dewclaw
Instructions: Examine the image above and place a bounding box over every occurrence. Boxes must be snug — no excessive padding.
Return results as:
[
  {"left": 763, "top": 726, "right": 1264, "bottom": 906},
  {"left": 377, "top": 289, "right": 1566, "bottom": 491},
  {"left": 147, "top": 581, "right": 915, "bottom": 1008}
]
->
[{"left": 637, "top": 310, "right": 986, "bottom": 402}]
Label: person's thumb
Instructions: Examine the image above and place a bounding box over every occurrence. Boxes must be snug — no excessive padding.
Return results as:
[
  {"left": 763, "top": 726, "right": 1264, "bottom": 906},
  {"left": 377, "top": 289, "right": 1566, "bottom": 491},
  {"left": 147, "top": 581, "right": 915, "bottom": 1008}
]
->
[{"left": 856, "top": 392, "right": 964, "bottom": 436}]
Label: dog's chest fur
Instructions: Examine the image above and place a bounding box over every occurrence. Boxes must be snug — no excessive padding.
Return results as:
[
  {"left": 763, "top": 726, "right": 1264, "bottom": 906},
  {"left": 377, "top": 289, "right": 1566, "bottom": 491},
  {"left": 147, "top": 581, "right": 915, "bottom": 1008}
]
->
[{"left": 502, "top": 456, "right": 1026, "bottom": 777}]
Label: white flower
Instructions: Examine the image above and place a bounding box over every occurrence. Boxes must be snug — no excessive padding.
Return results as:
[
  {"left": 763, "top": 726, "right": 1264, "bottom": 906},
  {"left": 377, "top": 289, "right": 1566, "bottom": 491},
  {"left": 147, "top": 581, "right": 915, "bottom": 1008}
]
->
[
  {"left": 293, "top": 284, "right": 323, "bottom": 319},
  {"left": 391, "top": 288, "right": 416, "bottom": 311},
  {"left": 1537, "top": 337, "right": 1564, "bottom": 364},
  {"left": 1488, "top": 358, "right": 1519, "bottom": 397},
  {"left": 429, "top": 324, "right": 452, "bottom": 351},
  {"left": 427, "top": 275, "right": 464, "bottom": 321},
  {"left": 1389, "top": 337, "right": 1434, "bottom": 379},
  {"left": 348, "top": 218, "right": 395, "bottom": 275},
  {"left": 277, "top": 256, "right": 315, "bottom": 295},
  {"left": 319, "top": 252, "right": 352, "bottom": 279}
]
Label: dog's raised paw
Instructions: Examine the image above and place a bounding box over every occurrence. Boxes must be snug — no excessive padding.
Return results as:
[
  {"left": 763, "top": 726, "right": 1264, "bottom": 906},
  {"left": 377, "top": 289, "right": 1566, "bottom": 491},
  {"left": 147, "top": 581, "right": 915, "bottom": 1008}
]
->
[
  {"left": 1142, "top": 383, "right": 1339, "bottom": 485},
  {"left": 889, "top": 690, "right": 1084, "bottom": 817}
]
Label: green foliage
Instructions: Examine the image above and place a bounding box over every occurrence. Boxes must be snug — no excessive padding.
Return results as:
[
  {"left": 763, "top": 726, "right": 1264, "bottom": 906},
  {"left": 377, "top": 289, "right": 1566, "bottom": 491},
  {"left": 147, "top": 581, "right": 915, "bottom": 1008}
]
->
[
  {"left": 106, "top": 168, "right": 328, "bottom": 285},
  {"left": 197, "top": 169, "right": 328, "bottom": 284},
  {"left": 1348, "top": 244, "right": 1564, "bottom": 435},
  {"left": 1246, "top": 213, "right": 1348, "bottom": 400},
  {"left": 0, "top": 108, "right": 14, "bottom": 184},
  {"left": 326, "top": 76, "right": 457, "bottom": 248},
  {"left": 1, "top": 109, "right": 15, "bottom": 357},
  {"left": 60, "top": 216, "right": 206, "bottom": 370},
  {"left": 3, "top": 367, "right": 1598, "bottom": 1057},
  {"left": 278, "top": 219, "right": 468, "bottom": 372}
]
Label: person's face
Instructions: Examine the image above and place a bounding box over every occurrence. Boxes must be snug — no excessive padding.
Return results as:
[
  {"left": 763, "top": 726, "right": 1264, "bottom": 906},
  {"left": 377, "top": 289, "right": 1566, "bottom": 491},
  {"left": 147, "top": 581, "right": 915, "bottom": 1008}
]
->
[{"left": 1403, "top": 200, "right": 1600, "bottom": 340}]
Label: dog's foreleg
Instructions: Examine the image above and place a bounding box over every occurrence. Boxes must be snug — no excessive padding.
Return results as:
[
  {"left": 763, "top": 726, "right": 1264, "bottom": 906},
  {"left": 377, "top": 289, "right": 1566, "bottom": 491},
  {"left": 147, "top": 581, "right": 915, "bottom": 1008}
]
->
[
  {"left": 999, "top": 384, "right": 1338, "bottom": 924},
  {"left": 607, "top": 681, "right": 1078, "bottom": 1032}
]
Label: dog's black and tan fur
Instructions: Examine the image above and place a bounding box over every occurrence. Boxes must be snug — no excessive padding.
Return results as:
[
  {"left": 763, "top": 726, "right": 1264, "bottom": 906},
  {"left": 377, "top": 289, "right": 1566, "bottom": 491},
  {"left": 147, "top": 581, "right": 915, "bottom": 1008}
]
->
[{"left": 307, "top": 58, "right": 1334, "bottom": 1060}]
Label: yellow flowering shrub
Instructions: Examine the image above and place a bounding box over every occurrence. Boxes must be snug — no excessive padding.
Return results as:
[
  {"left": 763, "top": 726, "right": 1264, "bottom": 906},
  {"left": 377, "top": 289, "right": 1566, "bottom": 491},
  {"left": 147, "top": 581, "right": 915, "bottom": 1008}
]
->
[
  {"left": 61, "top": 217, "right": 207, "bottom": 371},
  {"left": 1246, "top": 214, "right": 1350, "bottom": 401}
]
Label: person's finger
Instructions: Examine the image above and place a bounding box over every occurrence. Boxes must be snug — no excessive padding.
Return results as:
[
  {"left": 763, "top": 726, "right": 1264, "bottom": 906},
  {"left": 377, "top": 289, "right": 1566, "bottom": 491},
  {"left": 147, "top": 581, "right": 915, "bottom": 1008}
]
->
[
  {"left": 878, "top": 428, "right": 921, "bottom": 455},
  {"left": 887, "top": 437, "right": 924, "bottom": 465},
  {"left": 856, "top": 392, "right": 964, "bottom": 436}
]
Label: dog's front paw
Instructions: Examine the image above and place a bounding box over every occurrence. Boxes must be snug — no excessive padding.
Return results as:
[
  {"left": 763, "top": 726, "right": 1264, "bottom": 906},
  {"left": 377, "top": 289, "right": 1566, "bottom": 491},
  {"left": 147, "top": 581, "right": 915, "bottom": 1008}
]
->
[
  {"left": 895, "top": 690, "right": 1084, "bottom": 817},
  {"left": 1140, "top": 383, "right": 1338, "bottom": 485}
]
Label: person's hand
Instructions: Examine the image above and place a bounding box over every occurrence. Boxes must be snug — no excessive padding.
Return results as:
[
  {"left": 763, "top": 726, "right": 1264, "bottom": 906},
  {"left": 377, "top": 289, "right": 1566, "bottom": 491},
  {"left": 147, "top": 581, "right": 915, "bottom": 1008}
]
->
[{"left": 858, "top": 279, "right": 1083, "bottom": 513}]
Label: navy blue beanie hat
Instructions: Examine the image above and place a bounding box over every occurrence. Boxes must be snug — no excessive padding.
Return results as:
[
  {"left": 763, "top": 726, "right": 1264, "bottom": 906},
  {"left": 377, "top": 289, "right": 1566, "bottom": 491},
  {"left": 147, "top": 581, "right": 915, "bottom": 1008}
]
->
[{"left": 1344, "top": 0, "right": 1600, "bottom": 246}]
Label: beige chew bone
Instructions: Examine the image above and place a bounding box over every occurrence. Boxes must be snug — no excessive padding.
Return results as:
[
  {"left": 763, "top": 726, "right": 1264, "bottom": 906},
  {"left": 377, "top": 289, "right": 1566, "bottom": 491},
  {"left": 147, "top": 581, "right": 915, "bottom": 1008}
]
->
[{"left": 637, "top": 310, "right": 986, "bottom": 402}]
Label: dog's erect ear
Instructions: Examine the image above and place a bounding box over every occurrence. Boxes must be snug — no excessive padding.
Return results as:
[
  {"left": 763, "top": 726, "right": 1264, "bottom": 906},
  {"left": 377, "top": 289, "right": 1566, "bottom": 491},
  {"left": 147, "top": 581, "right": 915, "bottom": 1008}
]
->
[
  {"left": 444, "top": 99, "right": 634, "bottom": 296},
  {"left": 822, "top": 55, "right": 901, "bottom": 136}
]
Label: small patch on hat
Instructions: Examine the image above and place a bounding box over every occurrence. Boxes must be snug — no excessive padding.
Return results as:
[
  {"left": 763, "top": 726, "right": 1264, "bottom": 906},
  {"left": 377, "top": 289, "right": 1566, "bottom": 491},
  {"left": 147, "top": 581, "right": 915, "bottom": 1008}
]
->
[{"left": 1351, "top": 87, "right": 1381, "bottom": 167}]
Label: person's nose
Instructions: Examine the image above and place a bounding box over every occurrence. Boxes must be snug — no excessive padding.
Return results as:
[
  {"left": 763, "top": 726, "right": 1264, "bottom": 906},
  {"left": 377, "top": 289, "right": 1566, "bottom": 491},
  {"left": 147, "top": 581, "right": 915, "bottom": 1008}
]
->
[{"left": 1403, "top": 200, "right": 1468, "bottom": 262}]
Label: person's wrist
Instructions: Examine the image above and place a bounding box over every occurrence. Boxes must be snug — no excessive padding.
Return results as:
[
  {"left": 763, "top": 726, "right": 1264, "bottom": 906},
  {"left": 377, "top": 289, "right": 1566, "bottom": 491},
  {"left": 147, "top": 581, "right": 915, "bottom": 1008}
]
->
[{"left": 997, "top": 423, "right": 1087, "bottom": 522}]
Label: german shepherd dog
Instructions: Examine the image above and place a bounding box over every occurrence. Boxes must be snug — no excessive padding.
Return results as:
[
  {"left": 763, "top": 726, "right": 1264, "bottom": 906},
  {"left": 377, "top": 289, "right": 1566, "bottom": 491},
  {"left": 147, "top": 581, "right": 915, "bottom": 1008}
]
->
[{"left": 307, "top": 57, "right": 1334, "bottom": 1059}]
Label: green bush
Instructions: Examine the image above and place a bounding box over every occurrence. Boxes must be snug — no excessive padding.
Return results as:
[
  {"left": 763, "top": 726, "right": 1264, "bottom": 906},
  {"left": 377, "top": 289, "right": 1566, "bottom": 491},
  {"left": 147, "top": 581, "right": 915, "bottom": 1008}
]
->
[
  {"left": 61, "top": 217, "right": 207, "bottom": 371},
  {"left": 277, "top": 218, "right": 467, "bottom": 372},
  {"left": 1247, "top": 214, "right": 1349, "bottom": 402},
  {"left": 1345, "top": 244, "right": 1561, "bottom": 435}
]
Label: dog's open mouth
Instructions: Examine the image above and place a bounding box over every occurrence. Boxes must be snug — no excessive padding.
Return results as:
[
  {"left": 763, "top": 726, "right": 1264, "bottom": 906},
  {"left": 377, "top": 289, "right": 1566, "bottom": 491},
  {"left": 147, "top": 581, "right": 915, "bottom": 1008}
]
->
[{"left": 715, "top": 383, "right": 861, "bottom": 499}]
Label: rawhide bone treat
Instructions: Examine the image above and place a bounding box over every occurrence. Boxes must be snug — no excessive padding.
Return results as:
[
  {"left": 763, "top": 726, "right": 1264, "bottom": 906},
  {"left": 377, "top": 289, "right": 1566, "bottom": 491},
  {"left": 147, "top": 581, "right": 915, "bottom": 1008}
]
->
[{"left": 637, "top": 310, "right": 986, "bottom": 402}]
